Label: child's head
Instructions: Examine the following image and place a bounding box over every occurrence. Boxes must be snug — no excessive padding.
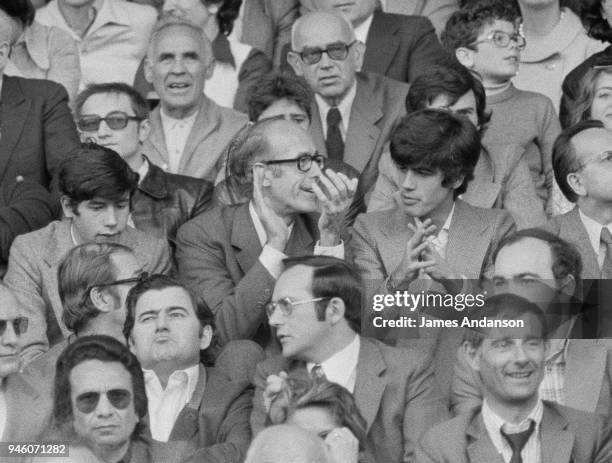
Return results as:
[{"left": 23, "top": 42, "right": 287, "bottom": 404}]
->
[{"left": 441, "top": 0, "right": 523, "bottom": 85}]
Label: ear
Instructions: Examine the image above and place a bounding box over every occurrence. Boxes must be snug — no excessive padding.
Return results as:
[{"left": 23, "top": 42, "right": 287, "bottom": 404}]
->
[
  {"left": 557, "top": 274, "right": 576, "bottom": 298},
  {"left": 128, "top": 334, "right": 136, "bottom": 353},
  {"left": 138, "top": 119, "right": 151, "bottom": 143},
  {"left": 203, "top": 57, "right": 215, "bottom": 80},
  {"left": 352, "top": 41, "right": 366, "bottom": 72},
  {"left": 199, "top": 325, "right": 213, "bottom": 350},
  {"left": 144, "top": 57, "right": 153, "bottom": 84},
  {"left": 566, "top": 172, "right": 586, "bottom": 198},
  {"left": 61, "top": 196, "right": 76, "bottom": 219},
  {"left": 287, "top": 51, "right": 304, "bottom": 76},
  {"left": 462, "top": 340, "right": 481, "bottom": 373},
  {"left": 451, "top": 175, "right": 465, "bottom": 191},
  {"left": 0, "top": 41, "right": 10, "bottom": 72},
  {"left": 262, "top": 167, "right": 274, "bottom": 187},
  {"left": 455, "top": 47, "right": 475, "bottom": 69},
  {"left": 89, "top": 287, "right": 114, "bottom": 313},
  {"left": 325, "top": 297, "right": 346, "bottom": 325}
]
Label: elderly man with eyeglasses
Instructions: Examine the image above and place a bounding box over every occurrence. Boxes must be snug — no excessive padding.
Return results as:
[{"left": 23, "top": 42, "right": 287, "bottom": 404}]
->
[
  {"left": 286, "top": 11, "right": 408, "bottom": 198},
  {"left": 176, "top": 118, "right": 357, "bottom": 348}
]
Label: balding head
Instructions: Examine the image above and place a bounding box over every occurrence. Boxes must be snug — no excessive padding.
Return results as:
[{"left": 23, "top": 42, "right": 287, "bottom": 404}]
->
[
  {"left": 245, "top": 425, "right": 331, "bottom": 463},
  {"left": 288, "top": 12, "right": 364, "bottom": 107}
]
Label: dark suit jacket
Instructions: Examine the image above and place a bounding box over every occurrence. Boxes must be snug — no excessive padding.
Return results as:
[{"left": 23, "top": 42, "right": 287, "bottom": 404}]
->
[
  {"left": 252, "top": 337, "right": 448, "bottom": 463},
  {"left": 147, "top": 365, "right": 252, "bottom": 463},
  {"left": 0, "top": 75, "right": 80, "bottom": 189},
  {"left": 385, "top": 0, "right": 458, "bottom": 35},
  {"left": 417, "top": 402, "right": 612, "bottom": 463},
  {"left": 132, "top": 158, "right": 214, "bottom": 243},
  {"left": 310, "top": 72, "right": 408, "bottom": 197},
  {"left": 548, "top": 207, "right": 600, "bottom": 279},
  {"left": 4, "top": 220, "right": 172, "bottom": 362},
  {"left": 176, "top": 202, "right": 318, "bottom": 345},
  {"left": 362, "top": 10, "right": 446, "bottom": 83}
]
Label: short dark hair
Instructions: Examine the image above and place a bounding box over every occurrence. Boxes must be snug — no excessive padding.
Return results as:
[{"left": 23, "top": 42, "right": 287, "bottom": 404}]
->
[
  {"left": 0, "top": 0, "right": 35, "bottom": 28},
  {"left": 58, "top": 243, "right": 134, "bottom": 334},
  {"left": 247, "top": 72, "right": 313, "bottom": 123},
  {"left": 441, "top": 0, "right": 520, "bottom": 53},
  {"left": 123, "top": 274, "right": 215, "bottom": 340},
  {"left": 552, "top": 119, "right": 605, "bottom": 203},
  {"left": 74, "top": 82, "right": 149, "bottom": 120},
  {"left": 209, "top": 0, "right": 242, "bottom": 36},
  {"left": 580, "top": 0, "right": 612, "bottom": 43},
  {"left": 267, "top": 374, "right": 368, "bottom": 449},
  {"left": 59, "top": 144, "right": 139, "bottom": 212},
  {"left": 390, "top": 109, "right": 481, "bottom": 196},
  {"left": 53, "top": 335, "right": 147, "bottom": 437},
  {"left": 281, "top": 256, "right": 362, "bottom": 333},
  {"left": 492, "top": 228, "right": 583, "bottom": 286},
  {"left": 406, "top": 63, "right": 491, "bottom": 132},
  {"left": 467, "top": 293, "right": 549, "bottom": 348}
]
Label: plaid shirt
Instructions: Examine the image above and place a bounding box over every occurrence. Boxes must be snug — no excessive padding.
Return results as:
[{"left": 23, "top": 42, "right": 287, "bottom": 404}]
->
[{"left": 538, "top": 318, "right": 575, "bottom": 404}]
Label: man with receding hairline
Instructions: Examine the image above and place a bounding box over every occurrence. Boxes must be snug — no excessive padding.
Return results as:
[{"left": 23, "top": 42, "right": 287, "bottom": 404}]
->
[{"left": 142, "top": 17, "right": 248, "bottom": 183}]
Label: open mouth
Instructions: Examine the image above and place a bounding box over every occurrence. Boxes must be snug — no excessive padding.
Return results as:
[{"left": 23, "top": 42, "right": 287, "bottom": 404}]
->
[
  {"left": 168, "top": 83, "right": 191, "bottom": 90},
  {"left": 506, "top": 371, "right": 533, "bottom": 379}
]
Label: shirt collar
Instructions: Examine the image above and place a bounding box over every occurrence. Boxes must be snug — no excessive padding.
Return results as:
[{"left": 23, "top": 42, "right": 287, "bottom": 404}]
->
[
  {"left": 212, "top": 33, "right": 236, "bottom": 68},
  {"left": 315, "top": 80, "right": 358, "bottom": 131},
  {"left": 353, "top": 14, "right": 374, "bottom": 44},
  {"left": 482, "top": 398, "right": 543, "bottom": 455},
  {"left": 578, "top": 208, "right": 612, "bottom": 256},
  {"left": 137, "top": 156, "right": 150, "bottom": 186},
  {"left": 307, "top": 334, "right": 360, "bottom": 389},
  {"left": 441, "top": 203, "right": 455, "bottom": 232},
  {"left": 249, "top": 200, "right": 294, "bottom": 247},
  {"left": 160, "top": 107, "right": 199, "bottom": 131},
  {"left": 143, "top": 363, "right": 200, "bottom": 395}
]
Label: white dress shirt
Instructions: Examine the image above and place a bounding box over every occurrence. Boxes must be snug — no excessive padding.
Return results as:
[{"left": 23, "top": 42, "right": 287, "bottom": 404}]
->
[
  {"left": 315, "top": 81, "right": 357, "bottom": 140},
  {"left": 160, "top": 109, "right": 199, "bottom": 174},
  {"left": 307, "top": 334, "right": 360, "bottom": 393},
  {"left": 248, "top": 202, "right": 344, "bottom": 279},
  {"left": 482, "top": 398, "right": 543, "bottom": 463},
  {"left": 143, "top": 364, "right": 200, "bottom": 442},
  {"left": 428, "top": 203, "right": 455, "bottom": 259},
  {"left": 578, "top": 209, "right": 612, "bottom": 269}
]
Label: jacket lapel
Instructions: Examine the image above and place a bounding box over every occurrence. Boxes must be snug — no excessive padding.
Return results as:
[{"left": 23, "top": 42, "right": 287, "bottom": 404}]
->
[
  {"left": 145, "top": 108, "right": 170, "bottom": 168},
  {"left": 4, "top": 373, "right": 44, "bottom": 441},
  {"left": 353, "top": 339, "right": 387, "bottom": 432},
  {"left": 231, "top": 204, "right": 263, "bottom": 275},
  {"left": 310, "top": 103, "right": 327, "bottom": 157},
  {"left": 363, "top": 11, "right": 399, "bottom": 77},
  {"left": 564, "top": 340, "right": 606, "bottom": 413},
  {"left": 463, "top": 151, "right": 501, "bottom": 209},
  {"left": 378, "top": 208, "right": 412, "bottom": 275},
  {"left": 138, "top": 157, "right": 169, "bottom": 200},
  {"left": 0, "top": 76, "right": 30, "bottom": 183},
  {"left": 285, "top": 214, "right": 315, "bottom": 257},
  {"left": 562, "top": 208, "right": 600, "bottom": 278},
  {"left": 540, "top": 405, "right": 574, "bottom": 463},
  {"left": 466, "top": 413, "right": 505, "bottom": 463},
  {"left": 168, "top": 365, "right": 207, "bottom": 441},
  {"left": 178, "top": 97, "right": 218, "bottom": 173}
]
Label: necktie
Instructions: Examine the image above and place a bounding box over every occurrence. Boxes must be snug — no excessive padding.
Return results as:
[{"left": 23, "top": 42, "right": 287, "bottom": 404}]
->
[
  {"left": 311, "top": 364, "right": 327, "bottom": 380},
  {"left": 500, "top": 420, "right": 535, "bottom": 463},
  {"left": 600, "top": 228, "right": 612, "bottom": 279},
  {"left": 326, "top": 107, "right": 344, "bottom": 161}
]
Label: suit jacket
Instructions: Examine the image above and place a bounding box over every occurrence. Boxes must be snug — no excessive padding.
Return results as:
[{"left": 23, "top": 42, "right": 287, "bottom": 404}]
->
[
  {"left": 132, "top": 158, "right": 214, "bottom": 243},
  {"left": 362, "top": 10, "right": 446, "bottom": 83},
  {"left": 310, "top": 72, "right": 408, "bottom": 197},
  {"left": 369, "top": 146, "right": 547, "bottom": 230},
  {"left": 452, "top": 335, "right": 612, "bottom": 420},
  {"left": 417, "top": 402, "right": 612, "bottom": 463},
  {"left": 385, "top": 0, "right": 458, "bottom": 35},
  {"left": 176, "top": 202, "right": 318, "bottom": 345},
  {"left": 0, "top": 75, "right": 80, "bottom": 189},
  {"left": 252, "top": 337, "right": 448, "bottom": 463},
  {"left": 142, "top": 96, "right": 248, "bottom": 183},
  {"left": 3, "top": 220, "right": 172, "bottom": 362},
  {"left": 147, "top": 365, "right": 252, "bottom": 463},
  {"left": 548, "top": 207, "right": 600, "bottom": 279}
]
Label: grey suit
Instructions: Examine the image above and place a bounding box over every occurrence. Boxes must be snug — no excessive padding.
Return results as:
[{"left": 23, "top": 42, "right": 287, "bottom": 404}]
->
[
  {"left": 3, "top": 220, "right": 172, "bottom": 362},
  {"left": 309, "top": 72, "right": 408, "bottom": 197},
  {"left": 251, "top": 337, "right": 448, "bottom": 463},
  {"left": 417, "top": 402, "right": 612, "bottom": 463},
  {"left": 142, "top": 96, "right": 248, "bottom": 183}
]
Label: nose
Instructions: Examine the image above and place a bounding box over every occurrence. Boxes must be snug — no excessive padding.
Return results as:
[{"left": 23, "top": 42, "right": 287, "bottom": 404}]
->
[
  {"left": 401, "top": 170, "right": 416, "bottom": 190},
  {"left": 155, "top": 312, "right": 169, "bottom": 331},
  {"left": 268, "top": 306, "right": 282, "bottom": 328},
  {"left": 104, "top": 207, "right": 118, "bottom": 227},
  {"left": 170, "top": 57, "right": 187, "bottom": 74},
  {"left": 95, "top": 393, "right": 114, "bottom": 417},
  {"left": 318, "top": 50, "right": 334, "bottom": 69},
  {"left": 512, "top": 342, "right": 529, "bottom": 363},
  {"left": 0, "top": 321, "right": 18, "bottom": 346},
  {"left": 96, "top": 120, "right": 113, "bottom": 138}
]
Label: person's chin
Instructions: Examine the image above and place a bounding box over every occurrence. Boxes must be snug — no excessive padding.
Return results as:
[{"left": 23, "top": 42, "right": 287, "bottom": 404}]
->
[{"left": 0, "top": 356, "right": 21, "bottom": 377}]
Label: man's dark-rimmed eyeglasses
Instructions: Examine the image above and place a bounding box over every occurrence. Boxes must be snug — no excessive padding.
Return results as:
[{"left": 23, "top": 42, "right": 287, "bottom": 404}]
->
[
  {"left": 77, "top": 111, "right": 144, "bottom": 132},
  {"left": 293, "top": 41, "right": 357, "bottom": 65},
  {"left": 261, "top": 153, "right": 325, "bottom": 173}
]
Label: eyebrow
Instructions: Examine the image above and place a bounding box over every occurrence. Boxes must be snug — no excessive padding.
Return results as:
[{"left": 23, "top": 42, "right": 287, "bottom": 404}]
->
[{"left": 137, "top": 306, "right": 190, "bottom": 319}]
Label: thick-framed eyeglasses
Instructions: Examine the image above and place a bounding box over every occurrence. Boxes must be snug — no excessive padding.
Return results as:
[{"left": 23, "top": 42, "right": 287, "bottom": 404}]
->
[
  {"left": 266, "top": 297, "right": 329, "bottom": 318},
  {"left": 473, "top": 31, "right": 526, "bottom": 50},
  {"left": 0, "top": 317, "right": 28, "bottom": 336},
  {"left": 75, "top": 389, "right": 132, "bottom": 414},
  {"left": 261, "top": 153, "right": 326, "bottom": 173},
  {"left": 579, "top": 150, "right": 612, "bottom": 170},
  {"left": 294, "top": 41, "right": 357, "bottom": 65},
  {"left": 77, "top": 111, "right": 144, "bottom": 132}
]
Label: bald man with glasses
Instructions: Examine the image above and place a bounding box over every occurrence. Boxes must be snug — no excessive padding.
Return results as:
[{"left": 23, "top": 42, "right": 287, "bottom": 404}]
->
[{"left": 176, "top": 118, "right": 357, "bottom": 347}]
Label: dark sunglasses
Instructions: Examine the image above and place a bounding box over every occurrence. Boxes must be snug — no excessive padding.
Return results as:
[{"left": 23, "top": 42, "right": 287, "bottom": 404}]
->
[
  {"left": 294, "top": 41, "right": 356, "bottom": 65},
  {"left": 75, "top": 389, "right": 132, "bottom": 414},
  {"left": 77, "top": 111, "right": 144, "bottom": 132},
  {"left": 0, "top": 317, "right": 28, "bottom": 336}
]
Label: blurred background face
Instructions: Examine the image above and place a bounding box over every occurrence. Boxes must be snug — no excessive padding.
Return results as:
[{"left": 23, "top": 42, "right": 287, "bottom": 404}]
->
[
  {"left": 162, "top": 0, "right": 218, "bottom": 33},
  {"left": 589, "top": 71, "right": 612, "bottom": 130},
  {"left": 70, "top": 360, "right": 138, "bottom": 451},
  {"left": 287, "top": 406, "right": 339, "bottom": 439},
  {"left": 309, "top": 0, "right": 378, "bottom": 26},
  {"left": 257, "top": 98, "right": 310, "bottom": 130},
  {"left": 603, "top": 0, "right": 612, "bottom": 28},
  {"left": 0, "top": 289, "right": 25, "bottom": 378}
]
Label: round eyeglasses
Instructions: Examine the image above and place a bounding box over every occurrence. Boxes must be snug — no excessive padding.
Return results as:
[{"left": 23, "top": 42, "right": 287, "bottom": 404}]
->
[
  {"left": 77, "top": 111, "right": 144, "bottom": 132},
  {"left": 75, "top": 389, "right": 132, "bottom": 414},
  {"left": 473, "top": 31, "right": 526, "bottom": 50}
]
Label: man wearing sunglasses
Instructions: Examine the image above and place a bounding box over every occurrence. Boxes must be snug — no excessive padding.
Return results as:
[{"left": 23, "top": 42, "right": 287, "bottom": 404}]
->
[
  {"left": 251, "top": 255, "right": 447, "bottom": 463},
  {"left": 4, "top": 146, "right": 172, "bottom": 364},
  {"left": 74, "top": 82, "right": 214, "bottom": 242},
  {"left": 286, "top": 11, "right": 408, "bottom": 197},
  {"left": 176, "top": 118, "right": 357, "bottom": 346}
]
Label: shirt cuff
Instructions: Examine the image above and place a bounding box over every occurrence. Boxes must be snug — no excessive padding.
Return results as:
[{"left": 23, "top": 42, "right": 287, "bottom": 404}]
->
[
  {"left": 259, "top": 245, "right": 288, "bottom": 279},
  {"left": 314, "top": 240, "right": 345, "bottom": 260}
]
